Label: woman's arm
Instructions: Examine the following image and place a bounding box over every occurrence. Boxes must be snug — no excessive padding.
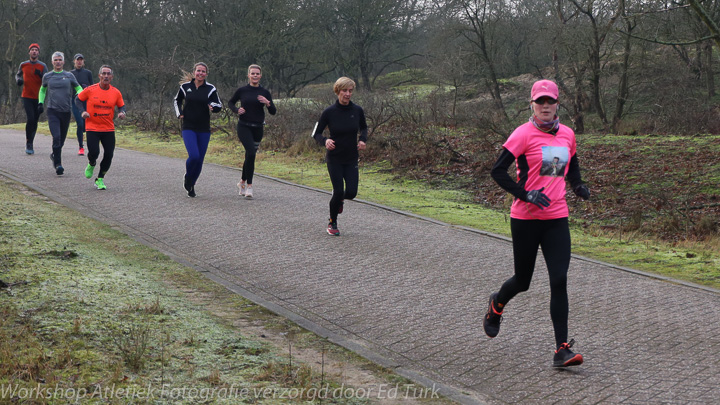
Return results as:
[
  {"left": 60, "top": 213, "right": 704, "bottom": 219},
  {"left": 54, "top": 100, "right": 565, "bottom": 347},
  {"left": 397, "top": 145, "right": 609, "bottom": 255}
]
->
[{"left": 490, "top": 148, "right": 527, "bottom": 201}]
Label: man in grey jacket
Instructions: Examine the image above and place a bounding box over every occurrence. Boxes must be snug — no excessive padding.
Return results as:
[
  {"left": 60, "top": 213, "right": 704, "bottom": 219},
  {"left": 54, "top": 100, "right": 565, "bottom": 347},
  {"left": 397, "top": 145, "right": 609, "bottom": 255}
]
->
[{"left": 38, "top": 51, "right": 83, "bottom": 175}]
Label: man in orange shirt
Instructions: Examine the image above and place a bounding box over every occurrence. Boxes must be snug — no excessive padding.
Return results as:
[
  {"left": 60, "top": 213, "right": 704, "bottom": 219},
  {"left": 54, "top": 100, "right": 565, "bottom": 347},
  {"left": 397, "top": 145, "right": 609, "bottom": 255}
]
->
[
  {"left": 76, "top": 65, "right": 126, "bottom": 190},
  {"left": 15, "top": 43, "right": 48, "bottom": 154}
]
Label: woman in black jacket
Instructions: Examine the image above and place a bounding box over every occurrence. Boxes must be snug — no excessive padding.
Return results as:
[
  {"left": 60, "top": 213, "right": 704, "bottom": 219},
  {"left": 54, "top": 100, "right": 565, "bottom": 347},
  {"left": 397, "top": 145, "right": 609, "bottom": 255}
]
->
[
  {"left": 173, "top": 62, "right": 222, "bottom": 197},
  {"left": 312, "top": 77, "right": 368, "bottom": 236},
  {"left": 228, "top": 64, "right": 276, "bottom": 199}
]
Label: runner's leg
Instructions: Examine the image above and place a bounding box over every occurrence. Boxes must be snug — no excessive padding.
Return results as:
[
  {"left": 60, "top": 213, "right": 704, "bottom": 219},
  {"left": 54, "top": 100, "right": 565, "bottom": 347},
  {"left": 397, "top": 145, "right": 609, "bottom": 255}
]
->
[
  {"left": 86, "top": 131, "right": 100, "bottom": 166},
  {"left": 71, "top": 97, "right": 85, "bottom": 148},
  {"left": 22, "top": 98, "right": 39, "bottom": 147},
  {"left": 47, "top": 109, "right": 62, "bottom": 167},
  {"left": 237, "top": 124, "right": 263, "bottom": 184},
  {"left": 496, "top": 218, "right": 542, "bottom": 306},
  {"left": 342, "top": 162, "right": 359, "bottom": 201},
  {"left": 539, "top": 217, "right": 571, "bottom": 348},
  {"left": 327, "top": 161, "right": 345, "bottom": 221},
  {"left": 97, "top": 131, "right": 116, "bottom": 178}
]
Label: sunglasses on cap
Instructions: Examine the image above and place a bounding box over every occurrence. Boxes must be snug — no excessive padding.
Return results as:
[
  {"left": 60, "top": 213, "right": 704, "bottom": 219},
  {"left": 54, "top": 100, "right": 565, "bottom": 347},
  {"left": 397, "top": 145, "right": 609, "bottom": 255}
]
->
[{"left": 532, "top": 97, "right": 558, "bottom": 105}]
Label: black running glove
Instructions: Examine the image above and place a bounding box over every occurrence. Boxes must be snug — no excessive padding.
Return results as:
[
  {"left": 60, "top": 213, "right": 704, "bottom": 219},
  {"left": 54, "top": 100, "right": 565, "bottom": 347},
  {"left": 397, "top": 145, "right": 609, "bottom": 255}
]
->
[
  {"left": 574, "top": 184, "right": 590, "bottom": 200},
  {"left": 37, "top": 104, "right": 43, "bottom": 115},
  {"left": 524, "top": 188, "right": 551, "bottom": 209},
  {"left": 17, "top": 78, "right": 23, "bottom": 86}
]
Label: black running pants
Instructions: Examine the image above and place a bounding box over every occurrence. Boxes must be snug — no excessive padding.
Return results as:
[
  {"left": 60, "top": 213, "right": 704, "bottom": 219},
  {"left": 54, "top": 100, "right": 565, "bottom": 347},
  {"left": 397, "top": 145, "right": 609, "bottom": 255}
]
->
[
  {"left": 327, "top": 161, "right": 358, "bottom": 221},
  {"left": 86, "top": 131, "right": 116, "bottom": 178},
  {"left": 497, "top": 217, "right": 571, "bottom": 348},
  {"left": 22, "top": 97, "right": 40, "bottom": 145},
  {"left": 237, "top": 123, "right": 263, "bottom": 184},
  {"left": 47, "top": 108, "right": 71, "bottom": 167}
]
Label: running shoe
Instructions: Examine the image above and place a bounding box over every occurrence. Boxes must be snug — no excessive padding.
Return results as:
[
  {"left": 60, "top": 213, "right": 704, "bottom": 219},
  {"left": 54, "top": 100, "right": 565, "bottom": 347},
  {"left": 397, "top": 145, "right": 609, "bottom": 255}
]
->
[
  {"left": 245, "top": 185, "right": 253, "bottom": 199},
  {"left": 553, "top": 339, "right": 584, "bottom": 367},
  {"left": 95, "top": 178, "right": 106, "bottom": 190},
  {"left": 237, "top": 181, "right": 246, "bottom": 196},
  {"left": 183, "top": 175, "right": 191, "bottom": 192},
  {"left": 183, "top": 175, "right": 196, "bottom": 197},
  {"left": 327, "top": 219, "right": 340, "bottom": 236},
  {"left": 85, "top": 164, "right": 95, "bottom": 179},
  {"left": 483, "top": 292, "right": 503, "bottom": 338},
  {"left": 50, "top": 153, "right": 60, "bottom": 172},
  {"left": 78, "top": 147, "right": 85, "bottom": 156},
  {"left": 25, "top": 144, "right": 34, "bottom": 155}
]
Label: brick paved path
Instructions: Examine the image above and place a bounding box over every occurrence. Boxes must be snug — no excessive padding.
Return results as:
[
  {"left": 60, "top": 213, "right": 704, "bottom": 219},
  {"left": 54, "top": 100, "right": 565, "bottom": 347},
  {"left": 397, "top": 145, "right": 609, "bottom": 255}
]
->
[{"left": 1, "top": 129, "right": 718, "bottom": 404}]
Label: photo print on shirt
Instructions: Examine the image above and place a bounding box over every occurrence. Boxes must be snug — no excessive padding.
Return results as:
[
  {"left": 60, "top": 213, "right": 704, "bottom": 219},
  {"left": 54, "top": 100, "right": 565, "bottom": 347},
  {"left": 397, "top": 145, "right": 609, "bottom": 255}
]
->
[{"left": 539, "top": 146, "right": 569, "bottom": 177}]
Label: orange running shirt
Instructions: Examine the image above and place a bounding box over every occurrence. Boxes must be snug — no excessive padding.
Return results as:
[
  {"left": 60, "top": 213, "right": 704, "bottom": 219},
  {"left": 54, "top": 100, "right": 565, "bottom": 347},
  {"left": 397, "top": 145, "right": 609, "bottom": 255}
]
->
[
  {"left": 77, "top": 84, "right": 125, "bottom": 132},
  {"left": 17, "top": 60, "right": 48, "bottom": 99}
]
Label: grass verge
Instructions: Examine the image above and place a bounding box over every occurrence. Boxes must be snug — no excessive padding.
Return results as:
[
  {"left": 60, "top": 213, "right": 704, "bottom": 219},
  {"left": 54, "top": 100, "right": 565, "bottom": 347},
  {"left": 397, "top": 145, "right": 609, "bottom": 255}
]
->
[{"left": 0, "top": 175, "right": 450, "bottom": 404}]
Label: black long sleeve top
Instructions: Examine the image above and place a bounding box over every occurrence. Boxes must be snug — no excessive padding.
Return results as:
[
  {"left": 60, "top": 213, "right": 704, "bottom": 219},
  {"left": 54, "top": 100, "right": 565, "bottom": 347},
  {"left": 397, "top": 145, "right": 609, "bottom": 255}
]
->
[
  {"left": 173, "top": 79, "right": 222, "bottom": 132},
  {"left": 313, "top": 100, "right": 368, "bottom": 164},
  {"left": 70, "top": 68, "right": 94, "bottom": 89},
  {"left": 228, "top": 84, "right": 276, "bottom": 125}
]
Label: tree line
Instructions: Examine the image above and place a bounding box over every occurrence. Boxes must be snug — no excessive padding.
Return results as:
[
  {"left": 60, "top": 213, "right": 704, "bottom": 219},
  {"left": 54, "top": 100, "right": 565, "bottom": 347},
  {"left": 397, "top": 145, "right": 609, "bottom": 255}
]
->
[{"left": 1, "top": 0, "right": 718, "bottom": 135}]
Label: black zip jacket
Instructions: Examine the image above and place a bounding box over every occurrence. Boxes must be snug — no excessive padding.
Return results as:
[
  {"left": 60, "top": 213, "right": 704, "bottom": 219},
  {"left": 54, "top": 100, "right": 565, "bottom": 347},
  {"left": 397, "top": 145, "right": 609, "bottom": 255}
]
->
[
  {"left": 173, "top": 79, "right": 222, "bottom": 132},
  {"left": 313, "top": 101, "right": 368, "bottom": 164}
]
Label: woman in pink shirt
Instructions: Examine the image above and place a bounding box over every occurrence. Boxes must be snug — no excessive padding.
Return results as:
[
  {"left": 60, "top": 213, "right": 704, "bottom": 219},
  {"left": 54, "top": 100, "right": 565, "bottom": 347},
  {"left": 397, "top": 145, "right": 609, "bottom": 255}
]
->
[{"left": 484, "top": 79, "right": 591, "bottom": 367}]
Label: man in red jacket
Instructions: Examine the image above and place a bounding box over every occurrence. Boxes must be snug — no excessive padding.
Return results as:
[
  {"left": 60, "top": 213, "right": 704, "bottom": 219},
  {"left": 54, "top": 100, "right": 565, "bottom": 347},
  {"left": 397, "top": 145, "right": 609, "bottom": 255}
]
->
[{"left": 15, "top": 43, "right": 48, "bottom": 155}]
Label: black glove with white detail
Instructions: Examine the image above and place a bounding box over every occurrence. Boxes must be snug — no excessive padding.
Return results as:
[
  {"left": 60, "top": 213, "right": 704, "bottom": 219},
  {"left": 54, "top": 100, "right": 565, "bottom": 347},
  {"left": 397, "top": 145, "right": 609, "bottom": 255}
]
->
[
  {"left": 573, "top": 184, "right": 590, "bottom": 200},
  {"left": 524, "top": 187, "right": 551, "bottom": 210}
]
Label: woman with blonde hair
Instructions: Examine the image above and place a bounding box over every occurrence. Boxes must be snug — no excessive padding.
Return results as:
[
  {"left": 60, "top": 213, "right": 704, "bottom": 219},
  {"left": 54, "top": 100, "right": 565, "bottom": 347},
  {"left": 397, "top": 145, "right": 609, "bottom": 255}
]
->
[
  {"left": 228, "top": 64, "right": 276, "bottom": 199},
  {"left": 173, "top": 62, "right": 222, "bottom": 197},
  {"left": 312, "top": 77, "right": 368, "bottom": 236}
]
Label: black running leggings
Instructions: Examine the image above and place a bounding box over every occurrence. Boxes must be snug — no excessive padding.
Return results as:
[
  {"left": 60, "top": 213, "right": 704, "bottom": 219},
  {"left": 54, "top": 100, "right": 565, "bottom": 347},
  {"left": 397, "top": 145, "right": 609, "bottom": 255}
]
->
[
  {"left": 497, "top": 217, "right": 571, "bottom": 348},
  {"left": 327, "top": 161, "right": 358, "bottom": 221},
  {"left": 237, "top": 123, "right": 263, "bottom": 184},
  {"left": 22, "top": 97, "right": 40, "bottom": 145},
  {"left": 47, "top": 108, "right": 71, "bottom": 167},
  {"left": 86, "top": 131, "right": 115, "bottom": 178}
]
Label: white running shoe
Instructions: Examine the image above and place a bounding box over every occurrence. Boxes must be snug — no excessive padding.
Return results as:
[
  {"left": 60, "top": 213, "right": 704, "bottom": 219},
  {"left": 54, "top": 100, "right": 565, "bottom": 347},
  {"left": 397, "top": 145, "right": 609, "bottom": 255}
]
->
[
  {"left": 237, "top": 181, "right": 246, "bottom": 196},
  {"left": 245, "top": 185, "right": 253, "bottom": 199}
]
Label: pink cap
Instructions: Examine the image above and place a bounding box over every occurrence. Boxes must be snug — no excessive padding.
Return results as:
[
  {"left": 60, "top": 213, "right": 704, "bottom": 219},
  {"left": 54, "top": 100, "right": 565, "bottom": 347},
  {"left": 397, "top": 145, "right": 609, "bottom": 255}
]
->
[{"left": 531, "top": 80, "right": 558, "bottom": 100}]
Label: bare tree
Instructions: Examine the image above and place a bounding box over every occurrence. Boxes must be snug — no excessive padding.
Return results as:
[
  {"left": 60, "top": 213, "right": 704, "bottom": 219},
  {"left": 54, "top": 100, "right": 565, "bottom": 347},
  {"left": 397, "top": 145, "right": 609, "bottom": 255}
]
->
[
  {"left": 567, "top": 0, "right": 623, "bottom": 130},
  {"left": 323, "top": 0, "right": 425, "bottom": 90},
  {"left": 621, "top": 0, "right": 719, "bottom": 99},
  {"left": 449, "top": 0, "right": 509, "bottom": 118},
  {"left": 612, "top": 0, "right": 633, "bottom": 133}
]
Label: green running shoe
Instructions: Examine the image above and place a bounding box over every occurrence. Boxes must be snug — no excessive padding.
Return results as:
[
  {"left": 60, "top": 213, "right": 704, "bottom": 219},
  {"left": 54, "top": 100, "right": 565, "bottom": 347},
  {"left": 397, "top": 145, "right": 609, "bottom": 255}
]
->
[
  {"left": 95, "top": 178, "right": 106, "bottom": 190},
  {"left": 85, "top": 163, "right": 95, "bottom": 179}
]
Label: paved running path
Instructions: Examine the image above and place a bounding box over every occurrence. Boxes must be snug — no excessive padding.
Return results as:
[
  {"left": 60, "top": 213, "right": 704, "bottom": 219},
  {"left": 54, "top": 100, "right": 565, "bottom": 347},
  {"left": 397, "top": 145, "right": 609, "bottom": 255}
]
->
[{"left": 1, "top": 129, "right": 719, "bottom": 404}]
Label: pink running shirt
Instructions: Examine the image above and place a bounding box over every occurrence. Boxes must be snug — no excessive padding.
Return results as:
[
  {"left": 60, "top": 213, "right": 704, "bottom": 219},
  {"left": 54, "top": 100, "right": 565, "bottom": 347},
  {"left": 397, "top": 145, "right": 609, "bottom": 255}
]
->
[{"left": 503, "top": 121, "right": 577, "bottom": 220}]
